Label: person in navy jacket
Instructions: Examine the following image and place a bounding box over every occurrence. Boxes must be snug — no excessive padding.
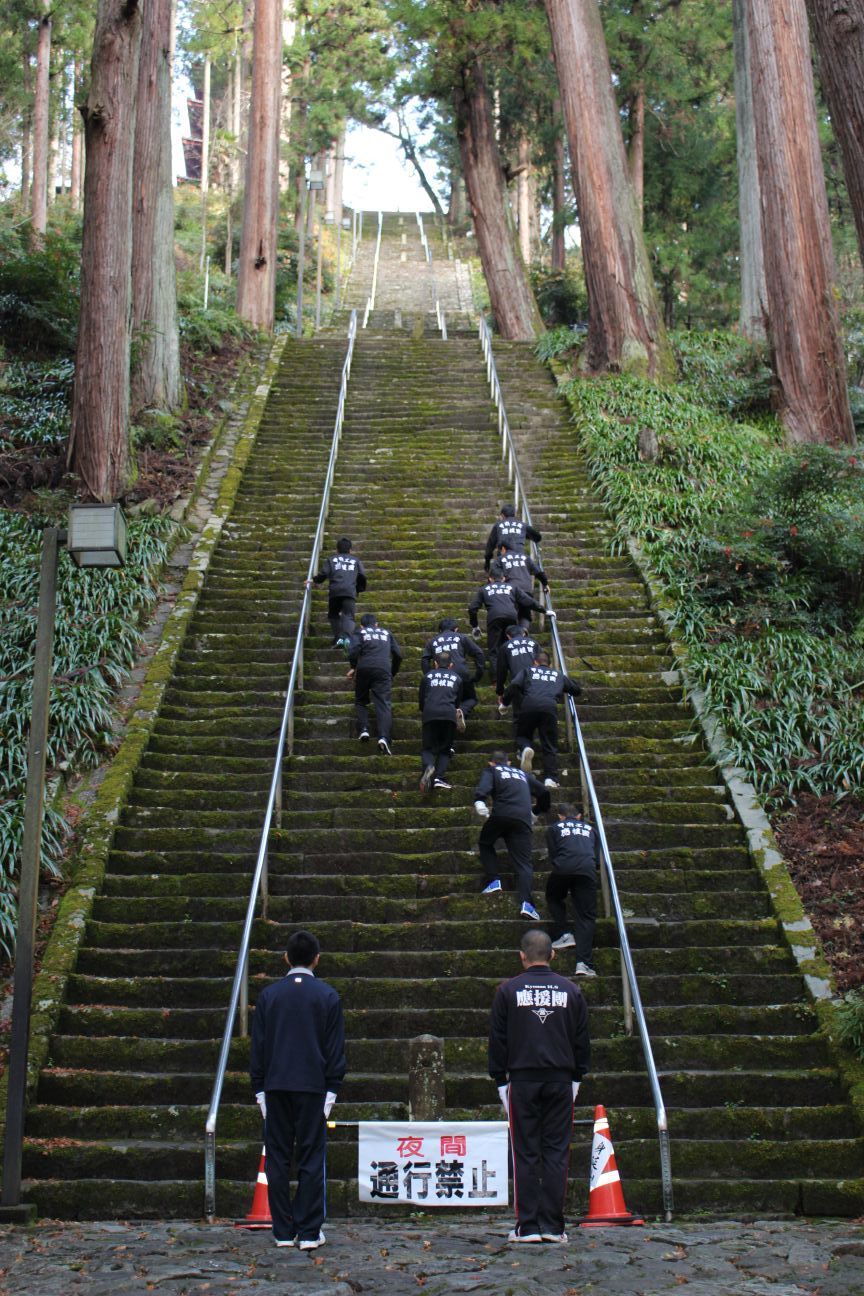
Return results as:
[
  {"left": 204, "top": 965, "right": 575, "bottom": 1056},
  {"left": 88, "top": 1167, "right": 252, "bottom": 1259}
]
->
[
  {"left": 483, "top": 503, "right": 543, "bottom": 570},
  {"left": 306, "top": 537, "right": 367, "bottom": 649},
  {"left": 473, "top": 752, "right": 551, "bottom": 918},
  {"left": 250, "top": 929, "right": 347, "bottom": 1250},
  {"left": 504, "top": 651, "right": 582, "bottom": 788},
  {"left": 418, "top": 651, "right": 464, "bottom": 792}
]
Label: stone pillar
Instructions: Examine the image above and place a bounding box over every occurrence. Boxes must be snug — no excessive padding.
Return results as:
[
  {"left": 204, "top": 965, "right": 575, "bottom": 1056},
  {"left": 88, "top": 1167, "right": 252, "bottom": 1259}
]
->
[{"left": 408, "top": 1034, "right": 445, "bottom": 1121}]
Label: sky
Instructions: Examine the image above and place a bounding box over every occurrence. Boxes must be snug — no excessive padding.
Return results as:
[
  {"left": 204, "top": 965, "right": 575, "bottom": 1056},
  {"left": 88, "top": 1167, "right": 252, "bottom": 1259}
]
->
[{"left": 342, "top": 122, "right": 434, "bottom": 214}]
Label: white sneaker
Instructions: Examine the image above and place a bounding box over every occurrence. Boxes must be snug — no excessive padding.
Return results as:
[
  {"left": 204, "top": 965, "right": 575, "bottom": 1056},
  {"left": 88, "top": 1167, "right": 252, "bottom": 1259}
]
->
[
  {"left": 541, "top": 1231, "right": 568, "bottom": 1243},
  {"left": 520, "top": 746, "right": 534, "bottom": 773},
  {"left": 433, "top": 778, "right": 452, "bottom": 790},
  {"left": 298, "top": 1231, "right": 326, "bottom": 1251},
  {"left": 358, "top": 730, "right": 370, "bottom": 742},
  {"left": 508, "top": 1228, "right": 542, "bottom": 1243},
  {"left": 574, "top": 961, "right": 597, "bottom": 978},
  {"left": 551, "top": 932, "right": 576, "bottom": 950},
  {"left": 274, "top": 1237, "right": 296, "bottom": 1248},
  {"left": 455, "top": 708, "right": 466, "bottom": 733},
  {"left": 544, "top": 778, "right": 559, "bottom": 788},
  {"left": 378, "top": 737, "right": 392, "bottom": 755},
  {"left": 419, "top": 763, "right": 435, "bottom": 793}
]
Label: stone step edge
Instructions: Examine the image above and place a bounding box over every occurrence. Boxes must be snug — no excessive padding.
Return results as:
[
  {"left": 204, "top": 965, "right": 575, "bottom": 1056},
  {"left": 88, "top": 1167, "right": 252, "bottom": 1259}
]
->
[{"left": 0, "top": 331, "right": 302, "bottom": 1149}]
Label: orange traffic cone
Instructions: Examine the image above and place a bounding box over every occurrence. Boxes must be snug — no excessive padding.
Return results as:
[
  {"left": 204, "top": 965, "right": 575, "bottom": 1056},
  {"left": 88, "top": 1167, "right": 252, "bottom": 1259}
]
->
[
  {"left": 578, "top": 1105, "right": 644, "bottom": 1227},
  {"left": 234, "top": 1146, "right": 272, "bottom": 1229}
]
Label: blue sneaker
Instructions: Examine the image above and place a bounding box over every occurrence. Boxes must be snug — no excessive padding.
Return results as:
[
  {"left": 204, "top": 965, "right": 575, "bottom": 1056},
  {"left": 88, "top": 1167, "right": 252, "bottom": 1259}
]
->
[
  {"left": 520, "top": 901, "right": 541, "bottom": 920},
  {"left": 482, "top": 879, "right": 502, "bottom": 895}
]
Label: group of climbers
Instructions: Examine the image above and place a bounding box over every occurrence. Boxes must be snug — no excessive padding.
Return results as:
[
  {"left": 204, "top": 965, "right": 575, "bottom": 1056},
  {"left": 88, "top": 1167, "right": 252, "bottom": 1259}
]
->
[{"left": 307, "top": 506, "right": 599, "bottom": 969}]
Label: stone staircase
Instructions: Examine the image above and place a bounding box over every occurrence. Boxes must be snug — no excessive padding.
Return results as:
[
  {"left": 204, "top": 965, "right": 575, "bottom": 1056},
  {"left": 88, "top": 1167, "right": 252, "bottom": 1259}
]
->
[{"left": 18, "top": 223, "right": 864, "bottom": 1220}]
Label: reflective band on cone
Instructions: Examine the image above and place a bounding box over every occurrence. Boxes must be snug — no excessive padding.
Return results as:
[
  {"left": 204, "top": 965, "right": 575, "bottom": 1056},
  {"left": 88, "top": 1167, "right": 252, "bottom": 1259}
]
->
[
  {"left": 234, "top": 1145, "right": 272, "bottom": 1229},
  {"left": 577, "top": 1105, "right": 644, "bottom": 1228}
]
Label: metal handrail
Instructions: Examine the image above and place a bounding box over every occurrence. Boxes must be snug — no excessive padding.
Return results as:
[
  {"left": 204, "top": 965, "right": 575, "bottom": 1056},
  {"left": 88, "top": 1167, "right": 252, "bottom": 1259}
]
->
[
  {"left": 477, "top": 316, "right": 674, "bottom": 1221},
  {"left": 362, "top": 211, "right": 383, "bottom": 327},
  {"left": 417, "top": 213, "right": 447, "bottom": 340},
  {"left": 204, "top": 309, "right": 359, "bottom": 1221}
]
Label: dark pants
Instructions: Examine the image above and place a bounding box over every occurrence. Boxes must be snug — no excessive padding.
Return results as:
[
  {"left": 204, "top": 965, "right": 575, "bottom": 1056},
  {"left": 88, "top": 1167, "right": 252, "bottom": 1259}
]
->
[
  {"left": 546, "top": 872, "right": 598, "bottom": 965},
  {"left": 421, "top": 718, "right": 456, "bottom": 779},
  {"left": 264, "top": 1089, "right": 327, "bottom": 1242},
  {"left": 479, "top": 815, "right": 534, "bottom": 902},
  {"left": 327, "top": 595, "right": 355, "bottom": 643},
  {"left": 355, "top": 668, "right": 392, "bottom": 740},
  {"left": 509, "top": 1080, "right": 573, "bottom": 1237},
  {"left": 516, "top": 709, "right": 559, "bottom": 780},
  {"left": 487, "top": 617, "right": 516, "bottom": 673},
  {"left": 459, "top": 676, "right": 479, "bottom": 718}
]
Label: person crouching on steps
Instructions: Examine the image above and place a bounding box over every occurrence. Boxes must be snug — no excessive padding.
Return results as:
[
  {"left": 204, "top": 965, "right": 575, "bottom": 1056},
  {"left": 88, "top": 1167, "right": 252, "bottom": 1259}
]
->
[
  {"left": 418, "top": 651, "right": 464, "bottom": 792},
  {"left": 488, "top": 927, "right": 590, "bottom": 1244},
  {"left": 473, "top": 751, "right": 550, "bottom": 920},
  {"left": 250, "top": 929, "right": 347, "bottom": 1251},
  {"left": 546, "top": 804, "right": 601, "bottom": 977}
]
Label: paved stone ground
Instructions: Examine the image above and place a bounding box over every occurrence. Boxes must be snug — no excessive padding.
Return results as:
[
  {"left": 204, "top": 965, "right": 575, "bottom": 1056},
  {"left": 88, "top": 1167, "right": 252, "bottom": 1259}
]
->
[{"left": 1, "top": 1219, "right": 863, "bottom": 1295}]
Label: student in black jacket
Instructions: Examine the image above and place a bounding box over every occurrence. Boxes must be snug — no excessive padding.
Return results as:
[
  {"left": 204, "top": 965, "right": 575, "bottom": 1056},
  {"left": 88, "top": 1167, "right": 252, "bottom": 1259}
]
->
[
  {"left": 421, "top": 617, "right": 484, "bottom": 721},
  {"left": 473, "top": 751, "right": 550, "bottom": 919},
  {"left": 496, "top": 625, "right": 541, "bottom": 714},
  {"left": 347, "top": 613, "right": 402, "bottom": 754},
  {"left": 250, "top": 929, "right": 347, "bottom": 1250},
  {"left": 418, "top": 651, "right": 464, "bottom": 792},
  {"left": 504, "top": 651, "right": 582, "bottom": 788},
  {"left": 306, "top": 537, "right": 367, "bottom": 650},
  {"left": 484, "top": 503, "right": 543, "bottom": 570},
  {"left": 488, "top": 928, "right": 590, "bottom": 1244},
  {"left": 546, "top": 805, "right": 601, "bottom": 976},
  {"left": 490, "top": 540, "right": 549, "bottom": 627},
  {"left": 468, "top": 575, "right": 546, "bottom": 673}
]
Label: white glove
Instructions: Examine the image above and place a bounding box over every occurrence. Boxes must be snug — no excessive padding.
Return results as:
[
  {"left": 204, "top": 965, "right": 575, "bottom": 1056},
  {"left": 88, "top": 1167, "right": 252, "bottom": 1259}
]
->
[
  {"left": 571, "top": 1081, "right": 580, "bottom": 1102},
  {"left": 498, "top": 1084, "right": 510, "bottom": 1116},
  {"left": 323, "top": 1091, "right": 337, "bottom": 1119},
  {"left": 546, "top": 609, "right": 557, "bottom": 619},
  {"left": 474, "top": 799, "right": 490, "bottom": 818},
  {"left": 472, "top": 626, "right": 482, "bottom": 641},
  {"left": 255, "top": 1091, "right": 267, "bottom": 1120}
]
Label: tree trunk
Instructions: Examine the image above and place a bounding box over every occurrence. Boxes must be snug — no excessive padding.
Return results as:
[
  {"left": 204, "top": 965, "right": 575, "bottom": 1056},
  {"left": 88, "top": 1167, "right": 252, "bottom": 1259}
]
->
[
  {"left": 747, "top": 0, "right": 854, "bottom": 444},
  {"left": 544, "top": 0, "right": 674, "bottom": 379},
  {"left": 68, "top": 0, "right": 143, "bottom": 501},
  {"left": 236, "top": 0, "right": 283, "bottom": 330},
  {"left": 21, "top": 53, "right": 32, "bottom": 210},
  {"left": 332, "top": 126, "right": 346, "bottom": 222},
  {"left": 732, "top": 0, "right": 767, "bottom": 340},
  {"left": 551, "top": 109, "right": 567, "bottom": 272},
  {"left": 447, "top": 168, "right": 466, "bottom": 226},
  {"left": 628, "top": 82, "right": 645, "bottom": 221},
  {"left": 516, "top": 133, "right": 531, "bottom": 266},
  {"left": 130, "top": 0, "right": 182, "bottom": 415},
  {"left": 70, "top": 59, "right": 83, "bottom": 210},
  {"left": 453, "top": 58, "right": 542, "bottom": 339},
  {"left": 31, "top": 7, "right": 51, "bottom": 235},
  {"left": 806, "top": 0, "right": 864, "bottom": 271}
]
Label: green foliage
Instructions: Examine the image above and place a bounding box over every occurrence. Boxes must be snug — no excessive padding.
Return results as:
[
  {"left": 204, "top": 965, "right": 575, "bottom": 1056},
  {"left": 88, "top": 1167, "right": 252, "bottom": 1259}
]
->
[
  {"left": 0, "top": 358, "right": 74, "bottom": 452},
  {"left": 559, "top": 346, "right": 864, "bottom": 807},
  {"left": 0, "top": 509, "right": 176, "bottom": 957},
  {"left": 671, "top": 329, "right": 774, "bottom": 419},
  {"left": 0, "top": 228, "right": 80, "bottom": 357},
  {"left": 535, "top": 326, "right": 583, "bottom": 365},
  {"left": 835, "top": 989, "right": 864, "bottom": 1062},
  {"left": 531, "top": 266, "right": 587, "bottom": 329}
]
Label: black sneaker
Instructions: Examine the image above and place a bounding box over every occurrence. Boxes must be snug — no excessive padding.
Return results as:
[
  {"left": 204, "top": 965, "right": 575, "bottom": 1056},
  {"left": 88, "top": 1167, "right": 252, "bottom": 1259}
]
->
[
  {"left": 358, "top": 730, "right": 370, "bottom": 742},
  {"left": 419, "top": 764, "right": 435, "bottom": 792}
]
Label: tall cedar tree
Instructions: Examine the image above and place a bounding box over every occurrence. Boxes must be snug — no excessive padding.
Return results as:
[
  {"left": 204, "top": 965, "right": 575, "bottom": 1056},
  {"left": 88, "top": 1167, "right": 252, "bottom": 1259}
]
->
[
  {"left": 544, "top": 0, "right": 674, "bottom": 378},
  {"left": 131, "top": 0, "right": 182, "bottom": 413},
  {"left": 68, "top": 0, "right": 142, "bottom": 500},
  {"left": 732, "top": 0, "right": 767, "bottom": 339},
  {"left": 747, "top": 0, "right": 854, "bottom": 444},
  {"left": 806, "top": 0, "right": 864, "bottom": 273},
  {"left": 236, "top": 0, "right": 282, "bottom": 329}
]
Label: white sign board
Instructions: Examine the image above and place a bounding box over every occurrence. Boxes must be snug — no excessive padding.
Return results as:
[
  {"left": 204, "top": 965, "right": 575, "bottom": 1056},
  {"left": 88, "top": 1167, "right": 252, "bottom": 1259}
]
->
[{"left": 357, "top": 1121, "right": 509, "bottom": 1207}]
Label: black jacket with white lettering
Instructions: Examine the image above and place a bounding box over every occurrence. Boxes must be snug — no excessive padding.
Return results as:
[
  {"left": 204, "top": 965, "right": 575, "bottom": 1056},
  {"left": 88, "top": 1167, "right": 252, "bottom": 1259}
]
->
[
  {"left": 495, "top": 633, "right": 540, "bottom": 694},
  {"left": 250, "top": 969, "right": 347, "bottom": 1095},
  {"left": 484, "top": 517, "right": 543, "bottom": 568},
  {"left": 419, "top": 668, "right": 463, "bottom": 721},
  {"left": 312, "top": 553, "right": 367, "bottom": 599},
  {"left": 474, "top": 762, "right": 550, "bottom": 824},
  {"left": 488, "top": 965, "right": 590, "bottom": 1084},
  {"left": 490, "top": 550, "right": 548, "bottom": 594},
  {"left": 420, "top": 632, "right": 485, "bottom": 681},
  {"left": 504, "top": 665, "right": 582, "bottom": 713},
  {"left": 468, "top": 581, "right": 544, "bottom": 628},
  {"left": 546, "top": 817, "right": 601, "bottom": 878},
  {"left": 348, "top": 625, "right": 402, "bottom": 675}
]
